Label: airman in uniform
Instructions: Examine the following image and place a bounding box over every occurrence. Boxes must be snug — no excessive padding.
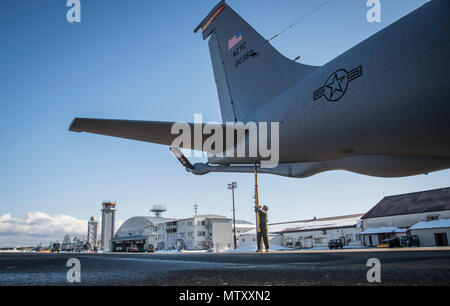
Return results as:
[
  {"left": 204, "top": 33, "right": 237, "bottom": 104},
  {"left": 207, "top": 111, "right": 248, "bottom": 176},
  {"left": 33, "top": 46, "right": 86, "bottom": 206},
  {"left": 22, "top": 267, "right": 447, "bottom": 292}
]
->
[{"left": 255, "top": 205, "right": 269, "bottom": 252}]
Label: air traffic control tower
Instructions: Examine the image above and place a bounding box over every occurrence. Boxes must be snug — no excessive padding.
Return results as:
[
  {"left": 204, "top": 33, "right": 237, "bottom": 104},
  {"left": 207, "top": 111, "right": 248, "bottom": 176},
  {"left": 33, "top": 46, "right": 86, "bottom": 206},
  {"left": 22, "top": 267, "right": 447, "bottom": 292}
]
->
[{"left": 101, "top": 201, "right": 116, "bottom": 251}]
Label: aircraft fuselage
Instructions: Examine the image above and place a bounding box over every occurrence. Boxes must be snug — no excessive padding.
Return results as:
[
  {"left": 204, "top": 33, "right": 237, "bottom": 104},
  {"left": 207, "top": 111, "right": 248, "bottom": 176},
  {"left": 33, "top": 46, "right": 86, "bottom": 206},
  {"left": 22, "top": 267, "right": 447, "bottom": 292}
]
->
[{"left": 212, "top": 0, "right": 450, "bottom": 177}]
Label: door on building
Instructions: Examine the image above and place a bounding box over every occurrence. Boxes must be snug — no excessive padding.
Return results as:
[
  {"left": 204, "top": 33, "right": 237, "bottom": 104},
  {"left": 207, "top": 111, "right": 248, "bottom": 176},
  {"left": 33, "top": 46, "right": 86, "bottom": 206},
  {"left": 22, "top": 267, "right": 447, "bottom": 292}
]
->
[
  {"left": 368, "top": 235, "right": 379, "bottom": 246},
  {"left": 304, "top": 237, "right": 313, "bottom": 248},
  {"left": 434, "top": 233, "right": 448, "bottom": 246},
  {"left": 363, "top": 235, "right": 371, "bottom": 247}
]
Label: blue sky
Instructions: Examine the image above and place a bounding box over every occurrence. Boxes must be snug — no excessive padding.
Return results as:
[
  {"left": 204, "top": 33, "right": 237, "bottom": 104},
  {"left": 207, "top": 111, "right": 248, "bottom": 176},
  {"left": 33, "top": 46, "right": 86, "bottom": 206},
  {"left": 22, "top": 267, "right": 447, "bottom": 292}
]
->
[{"left": 1, "top": 0, "right": 447, "bottom": 246}]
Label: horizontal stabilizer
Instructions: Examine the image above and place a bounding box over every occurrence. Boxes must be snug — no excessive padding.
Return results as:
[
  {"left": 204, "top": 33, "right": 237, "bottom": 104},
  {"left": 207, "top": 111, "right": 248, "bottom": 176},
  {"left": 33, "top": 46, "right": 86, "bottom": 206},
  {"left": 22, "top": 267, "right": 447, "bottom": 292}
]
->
[
  {"left": 69, "top": 118, "right": 228, "bottom": 153},
  {"left": 70, "top": 118, "right": 181, "bottom": 146}
]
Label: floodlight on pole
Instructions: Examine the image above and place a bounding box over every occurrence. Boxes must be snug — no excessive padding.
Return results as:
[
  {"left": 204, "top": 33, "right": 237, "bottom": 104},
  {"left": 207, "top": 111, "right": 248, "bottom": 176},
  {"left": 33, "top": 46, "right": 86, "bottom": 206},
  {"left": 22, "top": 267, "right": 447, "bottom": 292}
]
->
[{"left": 227, "top": 181, "right": 238, "bottom": 249}]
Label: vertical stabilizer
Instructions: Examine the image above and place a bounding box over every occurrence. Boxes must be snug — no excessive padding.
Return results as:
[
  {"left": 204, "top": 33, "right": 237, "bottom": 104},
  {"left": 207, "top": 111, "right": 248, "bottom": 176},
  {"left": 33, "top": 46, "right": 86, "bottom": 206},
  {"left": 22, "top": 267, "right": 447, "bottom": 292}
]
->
[{"left": 195, "top": 1, "right": 318, "bottom": 122}]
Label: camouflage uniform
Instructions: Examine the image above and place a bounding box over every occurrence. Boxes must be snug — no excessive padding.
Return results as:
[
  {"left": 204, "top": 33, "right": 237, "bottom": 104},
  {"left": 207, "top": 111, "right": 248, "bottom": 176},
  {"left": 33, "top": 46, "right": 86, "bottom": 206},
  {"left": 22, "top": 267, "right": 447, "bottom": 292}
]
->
[{"left": 255, "top": 206, "right": 269, "bottom": 251}]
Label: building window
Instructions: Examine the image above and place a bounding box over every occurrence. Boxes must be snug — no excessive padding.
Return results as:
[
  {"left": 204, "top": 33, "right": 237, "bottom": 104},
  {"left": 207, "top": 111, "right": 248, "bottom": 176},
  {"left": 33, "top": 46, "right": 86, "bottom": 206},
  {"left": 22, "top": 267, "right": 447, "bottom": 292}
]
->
[
  {"left": 355, "top": 234, "right": 361, "bottom": 241},
  {"left": 314, "top": 238, "right": 327, "bottom": 245},
  {"left": 427, "top": 215, "right": 439, "bottom": 221},
  {"left": 197, "top": 231, "right": 206, "bottom": 237}
]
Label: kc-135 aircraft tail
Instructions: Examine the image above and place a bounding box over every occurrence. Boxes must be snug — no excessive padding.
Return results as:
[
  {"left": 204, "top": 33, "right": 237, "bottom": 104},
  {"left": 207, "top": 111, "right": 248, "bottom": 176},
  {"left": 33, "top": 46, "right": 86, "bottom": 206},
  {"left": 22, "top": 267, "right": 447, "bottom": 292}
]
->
[{"left": 195, "top": 1, "right": 318, "bottom": 123}]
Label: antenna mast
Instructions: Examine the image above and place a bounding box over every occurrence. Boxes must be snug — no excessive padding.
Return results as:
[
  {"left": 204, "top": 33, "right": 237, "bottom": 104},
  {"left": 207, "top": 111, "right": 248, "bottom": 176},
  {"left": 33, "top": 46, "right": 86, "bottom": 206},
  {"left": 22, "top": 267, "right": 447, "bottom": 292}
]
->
[{"left": 150, "top": 204, "right": 167, "bottom": 218}]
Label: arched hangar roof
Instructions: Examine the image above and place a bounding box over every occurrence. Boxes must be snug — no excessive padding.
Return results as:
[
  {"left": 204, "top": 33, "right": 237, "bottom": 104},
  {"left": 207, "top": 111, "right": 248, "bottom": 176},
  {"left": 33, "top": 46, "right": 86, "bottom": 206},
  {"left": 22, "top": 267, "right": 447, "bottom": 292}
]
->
[{"left": 115, "top": 216, "right": 173, "bottom": 237}]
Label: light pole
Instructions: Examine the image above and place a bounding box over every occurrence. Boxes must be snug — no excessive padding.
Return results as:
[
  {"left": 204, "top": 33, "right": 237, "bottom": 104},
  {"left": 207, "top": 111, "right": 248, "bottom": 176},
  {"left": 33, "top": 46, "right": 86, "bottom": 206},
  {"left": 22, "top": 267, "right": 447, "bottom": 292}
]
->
[{"left": 227, "top": 182, "right": 237, "bottom": 249}]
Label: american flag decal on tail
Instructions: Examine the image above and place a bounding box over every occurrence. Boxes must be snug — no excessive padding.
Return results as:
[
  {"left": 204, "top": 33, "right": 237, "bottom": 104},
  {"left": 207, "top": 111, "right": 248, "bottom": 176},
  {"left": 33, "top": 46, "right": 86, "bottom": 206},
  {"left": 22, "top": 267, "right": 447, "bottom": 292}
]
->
[{"left": 228, "top": 32, "right": 242, "bottom": 50}]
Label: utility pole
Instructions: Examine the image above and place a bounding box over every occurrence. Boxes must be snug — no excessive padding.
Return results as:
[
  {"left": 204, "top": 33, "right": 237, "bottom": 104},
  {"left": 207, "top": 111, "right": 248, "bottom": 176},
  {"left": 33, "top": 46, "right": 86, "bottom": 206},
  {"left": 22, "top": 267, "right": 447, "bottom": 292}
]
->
[
  {"left": 227, "top": 181, "right": 237, "bottom": 249},
  {"left": 254, "top": 162, "right": 261, "bottom": 236}
]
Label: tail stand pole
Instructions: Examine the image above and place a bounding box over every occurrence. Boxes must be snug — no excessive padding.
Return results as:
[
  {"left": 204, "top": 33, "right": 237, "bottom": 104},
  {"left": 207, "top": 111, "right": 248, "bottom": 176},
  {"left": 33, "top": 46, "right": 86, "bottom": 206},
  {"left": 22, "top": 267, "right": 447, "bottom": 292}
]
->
[{"left": 254, "top": 162, "right": 261, "bottom": 235}]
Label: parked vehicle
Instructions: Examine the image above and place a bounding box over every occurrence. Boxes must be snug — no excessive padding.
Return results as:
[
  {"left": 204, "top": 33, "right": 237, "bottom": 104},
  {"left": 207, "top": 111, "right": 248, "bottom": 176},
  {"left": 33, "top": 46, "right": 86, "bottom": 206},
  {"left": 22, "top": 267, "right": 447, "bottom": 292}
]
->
[
  {"left": 146, "top": 244, "right": 155, "bottom": 253},
  {"left": 376, "top": 243, "right": 389, "bottom": 248},
  {"left": 328, "top": 239, "right": 344, "bottom": 249},
  {"left": 293, "top": 240, "right": 302, "bottom": 250},
  {"left": 128, "top": 246, "right": 144, "bottom": 253},
  {"left": 384, "top": 237, "right": 401, "bottom": 248},
  {"left": 284, "top": 238, "right": 294, "bottom": 248},
  {"left": 400, "top": 235, "right": 420, "bottom": 247},
  {"left": 51, "top": 242, "right": 61, "bottom": 253}
]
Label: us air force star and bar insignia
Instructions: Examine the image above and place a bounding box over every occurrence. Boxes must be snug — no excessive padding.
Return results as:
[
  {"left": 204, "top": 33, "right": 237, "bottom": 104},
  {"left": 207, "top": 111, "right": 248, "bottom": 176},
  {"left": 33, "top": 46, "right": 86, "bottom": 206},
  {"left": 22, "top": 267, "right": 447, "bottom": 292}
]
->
[{"left": 313, "top": 65, "right": 362, "bottom": 102}]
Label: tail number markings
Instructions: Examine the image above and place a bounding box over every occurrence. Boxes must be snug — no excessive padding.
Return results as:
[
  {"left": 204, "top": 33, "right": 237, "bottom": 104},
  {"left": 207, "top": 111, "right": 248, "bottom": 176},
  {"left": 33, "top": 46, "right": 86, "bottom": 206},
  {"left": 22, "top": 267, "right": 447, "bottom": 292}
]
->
[{"left": 235, "top": 49, "right": 257, "bottom": 68}]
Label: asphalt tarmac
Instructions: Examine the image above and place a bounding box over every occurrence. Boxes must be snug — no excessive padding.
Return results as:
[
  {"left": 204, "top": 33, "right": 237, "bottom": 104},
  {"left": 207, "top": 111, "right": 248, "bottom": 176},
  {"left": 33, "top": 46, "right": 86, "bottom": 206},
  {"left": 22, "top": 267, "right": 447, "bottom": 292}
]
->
[{"left": 1, "top": 248, "right": 449, "bottom": 286}]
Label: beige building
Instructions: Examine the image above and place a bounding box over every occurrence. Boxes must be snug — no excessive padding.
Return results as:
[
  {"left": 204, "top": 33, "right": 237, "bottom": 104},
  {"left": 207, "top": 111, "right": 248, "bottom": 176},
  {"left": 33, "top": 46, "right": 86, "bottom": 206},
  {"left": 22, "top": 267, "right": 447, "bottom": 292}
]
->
[
  {"left": 158, "top": 214, "right": 233, "bottom": 250},
  {"left": 361, "top": 187, "right": 450, "bottom": 246},
  {"left": 157, "top": 215, "right": 253, "bottom": 251},
  {"left": 409, "top": 219, "right": 450, "bottom": 246}
]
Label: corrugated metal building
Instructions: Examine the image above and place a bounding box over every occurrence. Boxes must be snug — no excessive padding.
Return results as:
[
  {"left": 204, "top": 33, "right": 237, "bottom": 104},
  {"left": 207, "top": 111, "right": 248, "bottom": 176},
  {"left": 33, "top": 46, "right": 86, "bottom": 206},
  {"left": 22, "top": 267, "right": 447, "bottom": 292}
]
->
[
  {"left": 281, "top": 214, "right": 364, "bottom": 248},
  {"left": 239, "top": 214, "right": 364, "bottom": 249}
]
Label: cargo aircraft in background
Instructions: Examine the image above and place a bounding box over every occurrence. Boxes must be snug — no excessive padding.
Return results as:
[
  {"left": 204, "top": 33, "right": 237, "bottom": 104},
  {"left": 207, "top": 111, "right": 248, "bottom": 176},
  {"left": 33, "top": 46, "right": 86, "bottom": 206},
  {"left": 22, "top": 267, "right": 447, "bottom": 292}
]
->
[{"left": 70, "top": 0, "right": 450, "bottom": 179}]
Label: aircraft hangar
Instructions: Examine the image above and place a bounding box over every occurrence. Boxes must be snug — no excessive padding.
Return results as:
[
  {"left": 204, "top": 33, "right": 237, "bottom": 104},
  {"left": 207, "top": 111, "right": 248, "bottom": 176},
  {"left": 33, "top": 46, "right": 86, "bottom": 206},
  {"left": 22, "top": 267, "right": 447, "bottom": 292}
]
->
[{"left": 111, "top": 216, "right": 174, "bottom": 252}]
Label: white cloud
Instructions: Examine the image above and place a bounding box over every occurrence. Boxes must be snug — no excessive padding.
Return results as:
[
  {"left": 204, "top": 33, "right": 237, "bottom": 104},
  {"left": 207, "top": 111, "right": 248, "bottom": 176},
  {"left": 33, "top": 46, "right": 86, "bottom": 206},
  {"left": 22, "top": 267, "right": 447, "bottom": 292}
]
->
[
  {"left": 0, "top": 211, "right": 124, "bottom": 248},
  {"left": 0, "top": 212, "right": 87, "bottom": 247}
]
